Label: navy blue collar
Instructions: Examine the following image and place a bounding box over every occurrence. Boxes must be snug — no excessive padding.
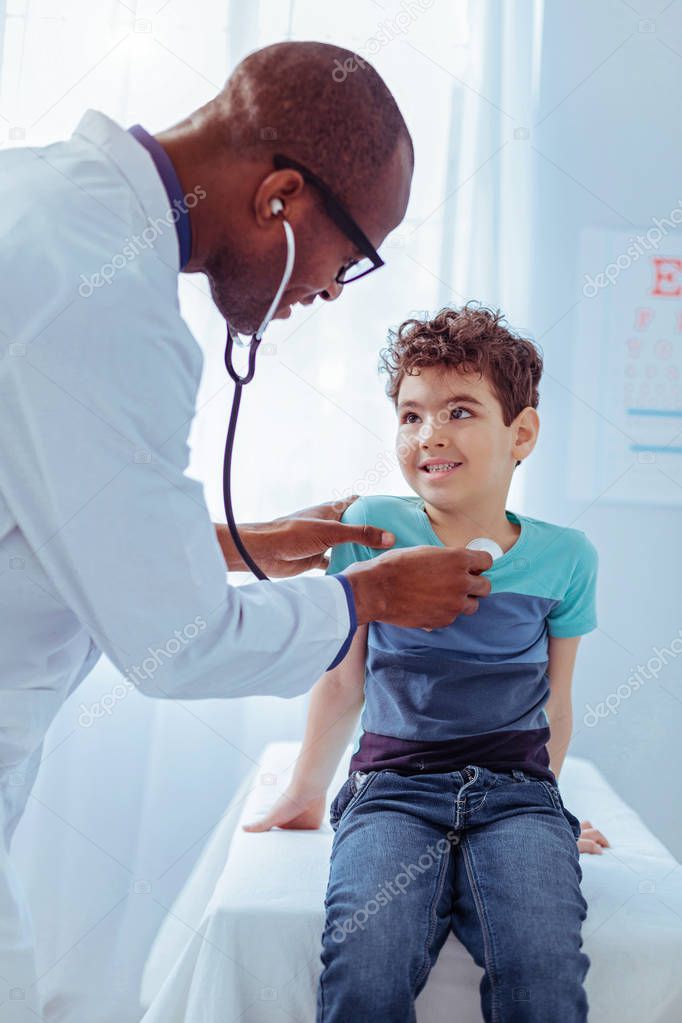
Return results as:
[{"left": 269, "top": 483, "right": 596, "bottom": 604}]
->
[{"left": 128, "top": 124, "right": 192, "bottom": 270}]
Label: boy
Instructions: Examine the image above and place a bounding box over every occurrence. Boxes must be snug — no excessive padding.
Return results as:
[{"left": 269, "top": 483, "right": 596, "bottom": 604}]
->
[{"left": 246, "top": 305, "right": 609, "bottom": 1021}]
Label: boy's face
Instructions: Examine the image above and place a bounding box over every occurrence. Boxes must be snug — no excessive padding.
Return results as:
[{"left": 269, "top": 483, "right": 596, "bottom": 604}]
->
[{"left": 395, "top": 365, "right": 531, "bottom": 510}]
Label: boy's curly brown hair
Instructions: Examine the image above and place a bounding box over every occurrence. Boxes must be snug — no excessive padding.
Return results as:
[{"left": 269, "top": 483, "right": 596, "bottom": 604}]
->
[{"left": 378, "top": 304, "right": 543, "bottom": 468}]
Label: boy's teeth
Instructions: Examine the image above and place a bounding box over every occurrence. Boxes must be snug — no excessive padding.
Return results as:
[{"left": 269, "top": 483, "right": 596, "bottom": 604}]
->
[{"left": 425, "top": 462, "right": 457, "bottom": 472}]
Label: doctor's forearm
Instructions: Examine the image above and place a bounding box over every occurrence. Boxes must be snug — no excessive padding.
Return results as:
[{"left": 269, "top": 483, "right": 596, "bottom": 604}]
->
[{"left": 214, "top": 522, "right": 255, "bottom": 571}]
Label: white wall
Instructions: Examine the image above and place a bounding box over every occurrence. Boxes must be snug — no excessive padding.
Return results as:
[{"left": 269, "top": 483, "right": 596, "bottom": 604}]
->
[{"left": 524, "top": 0, "right": 682, "bottom": 856}]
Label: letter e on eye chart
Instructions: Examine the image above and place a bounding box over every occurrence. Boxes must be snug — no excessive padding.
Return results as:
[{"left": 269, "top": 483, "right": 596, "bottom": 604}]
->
[{"left": 569, "top": 226, "right": 682, "bottom": 505}]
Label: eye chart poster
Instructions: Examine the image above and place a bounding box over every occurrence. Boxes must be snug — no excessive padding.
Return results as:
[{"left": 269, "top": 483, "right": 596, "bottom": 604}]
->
[{"left": 569, "top": 227, "right": 682, "bottom": 505}]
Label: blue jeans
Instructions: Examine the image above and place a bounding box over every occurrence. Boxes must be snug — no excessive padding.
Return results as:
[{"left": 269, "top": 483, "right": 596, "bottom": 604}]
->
[{"left": 316, "top": 766, "right": 589, "bottom": 1023}]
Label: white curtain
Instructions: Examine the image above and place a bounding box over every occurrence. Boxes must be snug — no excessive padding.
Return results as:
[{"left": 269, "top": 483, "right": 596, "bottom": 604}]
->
[
  {"left": 0, "top": 1, "right": 540, "bottom": 1019},
  {"left": 445, "top": 0, "right": 544, "bottom": 510}
]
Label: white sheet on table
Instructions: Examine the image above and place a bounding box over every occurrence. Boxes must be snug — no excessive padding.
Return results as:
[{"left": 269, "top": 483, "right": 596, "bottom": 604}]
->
[{"left": 141, "top": 743, "right": 682, "bottom": 1023}]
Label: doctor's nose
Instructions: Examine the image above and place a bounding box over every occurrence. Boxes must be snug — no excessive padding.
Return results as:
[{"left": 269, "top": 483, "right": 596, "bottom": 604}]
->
[{"left": 320, "top": 279, "right": 343, "bottom": 302}]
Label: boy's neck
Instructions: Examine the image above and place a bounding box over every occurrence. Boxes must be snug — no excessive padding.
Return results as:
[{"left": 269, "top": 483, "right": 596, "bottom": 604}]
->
[{"left": 423, "top": 495, "right": 520, "bottom": 553}]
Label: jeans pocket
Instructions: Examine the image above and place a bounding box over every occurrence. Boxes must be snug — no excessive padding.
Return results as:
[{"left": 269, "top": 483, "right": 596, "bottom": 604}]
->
[
  {"left": 329, "top": 777, "right": 354, "bottom": 831},
  {"left": 538, "top": 779, "right": 563, "bottom": 812},
  {"left": 560, "top": 801, "right": 583, "bottom": 842},
  {"left": 541, "top": 781, "right": 582, "bottom": 841},
  {"left": 329, "top": 771, "right": 376, "bottom": 831}
]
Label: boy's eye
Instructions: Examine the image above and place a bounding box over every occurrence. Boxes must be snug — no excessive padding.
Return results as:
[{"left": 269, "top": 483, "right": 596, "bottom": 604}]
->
[{"left": 401, "top": 407, "right": 472, "bottom": 424}]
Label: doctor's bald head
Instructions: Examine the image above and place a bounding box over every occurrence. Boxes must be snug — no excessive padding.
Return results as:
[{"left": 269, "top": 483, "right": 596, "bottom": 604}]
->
[
  {"left": 157, "top": 41, "right": 413, "bottom": 333},
  {"left": 216, "top": 41, "right": 414, "bottom": 209}
]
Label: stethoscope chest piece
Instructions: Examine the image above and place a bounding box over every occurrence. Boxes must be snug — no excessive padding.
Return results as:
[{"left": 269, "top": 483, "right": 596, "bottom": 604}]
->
[{"left": 466, "top": 537, "right": 504, "bottom": 561}]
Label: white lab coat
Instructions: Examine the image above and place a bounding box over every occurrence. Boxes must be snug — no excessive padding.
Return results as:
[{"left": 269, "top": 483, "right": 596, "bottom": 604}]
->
[{"left": 0, "top": 110, "right": 353, "bottom": 1016}]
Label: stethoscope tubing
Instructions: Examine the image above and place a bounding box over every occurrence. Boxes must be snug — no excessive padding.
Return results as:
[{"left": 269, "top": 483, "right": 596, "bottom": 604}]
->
[
  {"left": 221, "top": 214, "right": 295, "bottom": 580},
  {"left": 222, "top": 373, "right": 269, "bottom": 580}
]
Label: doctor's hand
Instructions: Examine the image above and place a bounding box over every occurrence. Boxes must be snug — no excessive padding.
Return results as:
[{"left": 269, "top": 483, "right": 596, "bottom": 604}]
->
[
  {"left": 577, "top": 819, "right": 610, "bottom": 855},
  {"left": 215, "top": 495, "right": 396, "bottom": 577},
  {"left": 344, "top": 545, "right": 493, "bottom": 629}
]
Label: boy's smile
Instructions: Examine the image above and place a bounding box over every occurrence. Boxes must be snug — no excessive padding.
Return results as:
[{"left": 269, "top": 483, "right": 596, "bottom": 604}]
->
[{"left": 418, "top": 459, "right": 463, "bottom": 479}]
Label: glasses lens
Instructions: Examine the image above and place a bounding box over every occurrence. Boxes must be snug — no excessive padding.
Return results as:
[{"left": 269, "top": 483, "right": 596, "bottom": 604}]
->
[{"left": 337, "top": 256, "right": 377, "bottom": 284}]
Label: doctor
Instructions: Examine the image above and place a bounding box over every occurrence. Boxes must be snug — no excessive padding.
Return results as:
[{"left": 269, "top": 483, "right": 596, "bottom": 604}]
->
[{"left": 0, "top": 40, "right": 492, "bottom": 1016}]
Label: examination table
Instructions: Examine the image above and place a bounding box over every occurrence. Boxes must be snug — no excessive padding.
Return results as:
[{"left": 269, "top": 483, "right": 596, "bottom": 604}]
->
[{"left": 140, "top": 742, "right": 682, "bottom": 1022}]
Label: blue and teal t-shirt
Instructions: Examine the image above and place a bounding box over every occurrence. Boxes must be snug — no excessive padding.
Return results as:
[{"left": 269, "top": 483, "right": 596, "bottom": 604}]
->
[{"left": 326, "top": 495, "right": 598, "bottom": 783}]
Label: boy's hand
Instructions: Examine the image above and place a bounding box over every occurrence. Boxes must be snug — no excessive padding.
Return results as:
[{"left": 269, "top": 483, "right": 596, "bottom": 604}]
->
[
  {"left": 577, "top": 819, "right": 610, "bottom": 855},
  {"left": 242, "top": 788, "right": 327, "bottom": 832}
]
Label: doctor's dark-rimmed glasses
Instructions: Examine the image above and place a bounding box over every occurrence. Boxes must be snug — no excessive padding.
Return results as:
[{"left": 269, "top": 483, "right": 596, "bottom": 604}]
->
[{"left": 272, "top": 153, "right": 385, "bottom": 285}]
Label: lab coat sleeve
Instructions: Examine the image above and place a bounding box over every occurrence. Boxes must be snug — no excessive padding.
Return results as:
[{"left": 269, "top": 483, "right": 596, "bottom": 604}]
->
[{"left": 0, "top": 257, "right": 356, "bottom": 701}]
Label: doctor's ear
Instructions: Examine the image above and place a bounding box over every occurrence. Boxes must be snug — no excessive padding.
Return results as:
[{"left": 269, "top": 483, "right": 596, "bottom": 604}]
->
[{"left": 253, "top": 168, "right": 304, "bottom": 226}]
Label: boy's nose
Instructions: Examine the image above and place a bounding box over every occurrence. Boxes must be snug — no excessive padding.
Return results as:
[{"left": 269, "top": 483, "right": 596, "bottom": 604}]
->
[{"left": 419, "top": 423, "right": 446, "bottom": 444}]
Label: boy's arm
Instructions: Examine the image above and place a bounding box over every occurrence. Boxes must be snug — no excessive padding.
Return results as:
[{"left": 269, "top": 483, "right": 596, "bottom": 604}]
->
[
  {"left": 243, "top": 625, "right": 368, "bottom": 832},
  {"left": 545, "top": 635, "right": 580, "bottom": 780},
  {"left": 546, "top": 635, "right": 609, "bottom": 855}
]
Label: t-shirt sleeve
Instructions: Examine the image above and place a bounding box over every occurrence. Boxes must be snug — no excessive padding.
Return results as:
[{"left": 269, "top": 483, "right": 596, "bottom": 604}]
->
[
  {"left": 326, "top": 498, "right": 374, "bottom": 576},
  {"left": 547, "top": 534, "right": 599, "bottom": 638}
]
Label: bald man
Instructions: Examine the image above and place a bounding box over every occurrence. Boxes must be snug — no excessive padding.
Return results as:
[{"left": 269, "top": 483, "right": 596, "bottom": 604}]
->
[{"left": 0, "top": 40, "right": 491, "bottom": 1017}]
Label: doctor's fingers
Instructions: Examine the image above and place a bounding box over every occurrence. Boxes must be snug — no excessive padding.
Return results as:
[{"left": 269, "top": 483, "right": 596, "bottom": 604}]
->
[
  {"left": 422, "top": 593, "right": 482, "bottom": 631},
  {"left": 326, "top": 522, "right": 396, "bottom": 551},
  {"left": 465, "top": 573, "right": 492, "bottom": 597}
]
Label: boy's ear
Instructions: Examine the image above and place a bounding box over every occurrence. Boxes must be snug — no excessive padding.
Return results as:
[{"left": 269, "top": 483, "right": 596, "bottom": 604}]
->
[{"left": 511, "top": 406, "right": 540, "bottom": 464}]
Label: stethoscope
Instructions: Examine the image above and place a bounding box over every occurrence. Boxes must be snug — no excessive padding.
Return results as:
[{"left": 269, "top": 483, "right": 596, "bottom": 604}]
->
[
  {"left": 221, "top": 199, "right": 505, "bottom": 583},
  {"left": 222, "top": 198, "right": 294, "bottom": 581}
]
